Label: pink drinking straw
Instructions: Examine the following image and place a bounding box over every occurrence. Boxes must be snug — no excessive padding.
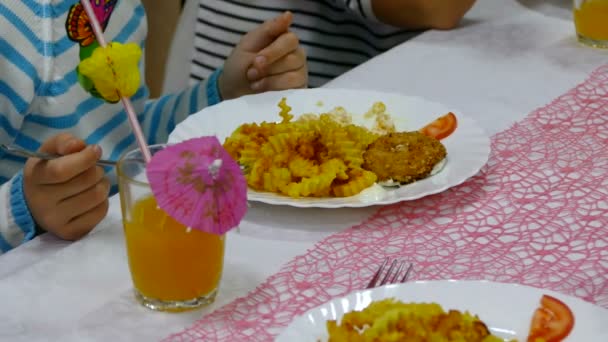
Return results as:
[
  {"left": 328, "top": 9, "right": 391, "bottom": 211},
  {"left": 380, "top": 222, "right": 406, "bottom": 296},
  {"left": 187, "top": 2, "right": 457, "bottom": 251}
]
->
[{"left": 80, "top": 0, "right": 152, "bottom": 163}]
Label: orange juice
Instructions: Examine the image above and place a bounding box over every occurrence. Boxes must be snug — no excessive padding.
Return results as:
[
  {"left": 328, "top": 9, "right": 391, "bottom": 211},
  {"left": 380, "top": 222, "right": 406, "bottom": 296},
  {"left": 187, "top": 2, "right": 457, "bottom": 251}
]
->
[
  {"left": 123, "top": 195, "right": 225, "bottom": 303},
  {"left": 574, "top": 0, "right": 608, "bottom": 46}
]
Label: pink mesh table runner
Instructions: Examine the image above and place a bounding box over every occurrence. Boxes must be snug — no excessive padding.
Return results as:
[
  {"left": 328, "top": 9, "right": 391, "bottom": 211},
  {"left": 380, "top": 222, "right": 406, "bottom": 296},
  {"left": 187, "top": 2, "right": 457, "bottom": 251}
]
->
[{"left": 166, "top": 65, "right": 608, "bottom": 341}]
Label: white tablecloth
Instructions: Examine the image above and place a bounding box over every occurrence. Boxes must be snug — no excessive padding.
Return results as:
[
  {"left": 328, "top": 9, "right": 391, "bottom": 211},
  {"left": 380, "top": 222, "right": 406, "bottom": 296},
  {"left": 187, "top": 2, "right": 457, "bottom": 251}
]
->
[{"left": 1, "top": 1, "right": 606, "bottom": 341}]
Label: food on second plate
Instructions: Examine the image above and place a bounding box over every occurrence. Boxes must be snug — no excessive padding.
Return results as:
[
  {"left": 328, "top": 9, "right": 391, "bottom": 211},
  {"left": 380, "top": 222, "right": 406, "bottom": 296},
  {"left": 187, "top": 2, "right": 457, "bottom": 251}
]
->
[
  {"left": 223, "top": 98, "right": 379, "bottom": 198},
  {"left": 420, "top": 112, "right": 458, "bottom": 140},
  {"left": 326, "top": 298, "right": 504, "bottom": 342},
  {"left": 527, "top": 295, "right": 574, "bottom": 342},
  {"left": 362, "top": 131, "right": 447, "bottom": 185}
]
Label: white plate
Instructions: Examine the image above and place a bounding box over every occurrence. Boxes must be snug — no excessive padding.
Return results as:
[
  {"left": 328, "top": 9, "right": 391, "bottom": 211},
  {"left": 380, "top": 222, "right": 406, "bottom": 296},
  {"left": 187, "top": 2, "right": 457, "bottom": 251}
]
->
[
  {"left": 169, "top": 89, "right": 490, "bottom": 208},
  {"left": 275, "top": 280, "right": 608, "bottom": 341}
]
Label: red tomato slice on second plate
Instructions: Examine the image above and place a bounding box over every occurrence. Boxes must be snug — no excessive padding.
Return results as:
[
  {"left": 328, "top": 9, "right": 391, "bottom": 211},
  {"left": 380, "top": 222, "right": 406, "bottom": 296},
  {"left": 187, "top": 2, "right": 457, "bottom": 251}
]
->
[
  {"left": 419, "top": 112, "right": 458, "bottom": 140},
  {"left": 527, "top": 294, "right": 575, "bottom": 342}
]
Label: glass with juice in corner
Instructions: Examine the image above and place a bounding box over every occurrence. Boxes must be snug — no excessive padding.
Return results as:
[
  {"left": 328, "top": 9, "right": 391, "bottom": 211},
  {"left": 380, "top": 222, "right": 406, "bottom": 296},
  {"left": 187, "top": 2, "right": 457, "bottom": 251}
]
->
[
  {"left": 117, "top": 144, "right": 226, "bottom": 312},
  {"left": 573, "top": 0, "right": 608, "bottom": 48}
]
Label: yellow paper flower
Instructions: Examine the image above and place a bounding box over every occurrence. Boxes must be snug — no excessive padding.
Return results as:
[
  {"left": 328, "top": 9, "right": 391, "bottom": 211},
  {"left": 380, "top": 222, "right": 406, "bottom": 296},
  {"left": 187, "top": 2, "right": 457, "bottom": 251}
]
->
[{"left": 78, "top": 42, "right": 142, "bottom": 103}]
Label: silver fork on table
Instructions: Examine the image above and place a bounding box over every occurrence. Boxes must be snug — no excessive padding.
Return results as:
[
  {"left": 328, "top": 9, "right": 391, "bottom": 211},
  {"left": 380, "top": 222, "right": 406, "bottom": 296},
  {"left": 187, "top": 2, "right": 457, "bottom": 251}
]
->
[{"left": 366, "top": 258, "right": 414, "bottom": 289}]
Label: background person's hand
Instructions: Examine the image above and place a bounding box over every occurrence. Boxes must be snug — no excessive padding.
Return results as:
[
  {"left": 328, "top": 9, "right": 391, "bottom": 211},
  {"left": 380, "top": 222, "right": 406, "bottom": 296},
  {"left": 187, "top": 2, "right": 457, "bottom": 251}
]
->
[
  {"left": 219, "top": 11, "right": 308, "bottom": 100},
  {"left": 23, "top": 133, "right": 110, "bottom": 240}
]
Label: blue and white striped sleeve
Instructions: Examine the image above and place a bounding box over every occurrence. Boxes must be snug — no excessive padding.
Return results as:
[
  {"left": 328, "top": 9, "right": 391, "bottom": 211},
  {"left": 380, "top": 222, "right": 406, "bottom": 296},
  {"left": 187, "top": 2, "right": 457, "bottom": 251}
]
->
[
  {"left": 0, "top": 3, "right": 40, "bottom": 254},
  {"left": 140, "top": 68, "right": 223, "bottom": 146}
]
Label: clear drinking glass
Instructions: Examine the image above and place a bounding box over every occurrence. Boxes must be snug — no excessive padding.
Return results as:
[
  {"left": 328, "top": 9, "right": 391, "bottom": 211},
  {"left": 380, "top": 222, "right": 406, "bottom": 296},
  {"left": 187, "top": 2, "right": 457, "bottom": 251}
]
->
[
  {"left": 117, "top": 145, "right": 226, "bottom": 312},
  {"left": 573, "top": 0, "right": 608, "bottom": 48}
]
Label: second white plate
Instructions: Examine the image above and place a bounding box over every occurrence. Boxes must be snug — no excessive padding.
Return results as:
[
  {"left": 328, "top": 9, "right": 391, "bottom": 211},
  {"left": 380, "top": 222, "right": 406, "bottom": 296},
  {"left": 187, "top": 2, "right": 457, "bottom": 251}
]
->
[{"left": 276, "top": 280, "right": 608, "bottom": 341}]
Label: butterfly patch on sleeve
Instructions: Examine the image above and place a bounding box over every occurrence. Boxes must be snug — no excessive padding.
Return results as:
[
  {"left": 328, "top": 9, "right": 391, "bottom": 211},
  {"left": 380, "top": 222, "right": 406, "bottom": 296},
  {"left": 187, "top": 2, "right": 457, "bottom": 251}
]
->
[{"left": 65, "top": 0, "right": 135, "bottom": 103}]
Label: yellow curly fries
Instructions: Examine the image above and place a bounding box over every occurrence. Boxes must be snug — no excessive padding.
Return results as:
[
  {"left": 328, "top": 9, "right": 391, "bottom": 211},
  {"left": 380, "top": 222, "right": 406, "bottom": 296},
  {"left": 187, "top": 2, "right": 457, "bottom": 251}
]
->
[
  {"left": 326, "top": 299, "right": 506, "bottom": 342},
  {"left": 223, "top": 98, "right": 383, "bottom": 198}
]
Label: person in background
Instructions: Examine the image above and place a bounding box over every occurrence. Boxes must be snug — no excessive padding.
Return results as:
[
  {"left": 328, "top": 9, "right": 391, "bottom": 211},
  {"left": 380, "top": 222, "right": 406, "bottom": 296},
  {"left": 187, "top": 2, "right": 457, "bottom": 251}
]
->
[
  {"left": 163, "top": 0, "right": 476, "bottom": 92},
  {"left": 0, "top": 0, "right": 306, "bottom": 254}
]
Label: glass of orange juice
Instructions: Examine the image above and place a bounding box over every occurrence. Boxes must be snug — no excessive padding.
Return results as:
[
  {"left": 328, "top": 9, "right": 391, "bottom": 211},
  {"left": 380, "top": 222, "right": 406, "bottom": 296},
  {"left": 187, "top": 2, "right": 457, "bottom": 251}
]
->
[
  {"left": 117, "top": 145, "right": 226, "bottom": 312},
  {"left": 573, "top": 0, "right": 608, "bottom": 48}
]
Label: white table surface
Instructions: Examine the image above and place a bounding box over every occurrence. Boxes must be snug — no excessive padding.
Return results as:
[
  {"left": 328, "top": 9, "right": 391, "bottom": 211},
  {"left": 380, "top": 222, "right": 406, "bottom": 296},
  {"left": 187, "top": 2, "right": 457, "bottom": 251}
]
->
[{"left": 1, "top": 1, "right": 606, "bottom": 341}]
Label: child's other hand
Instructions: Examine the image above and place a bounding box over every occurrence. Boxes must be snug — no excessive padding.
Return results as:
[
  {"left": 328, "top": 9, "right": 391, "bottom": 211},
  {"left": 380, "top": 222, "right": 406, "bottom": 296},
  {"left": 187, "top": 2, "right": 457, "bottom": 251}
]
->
[
  {"left": 219, "top": 11, "right": 308, "bottom": 100},
  {"left": 23, "top": 133, "right": 110, "bottom": 240}
]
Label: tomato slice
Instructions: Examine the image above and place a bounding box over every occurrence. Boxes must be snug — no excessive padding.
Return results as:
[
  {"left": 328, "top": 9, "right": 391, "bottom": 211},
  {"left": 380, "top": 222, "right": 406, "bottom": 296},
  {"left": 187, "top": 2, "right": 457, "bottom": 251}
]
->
[
  {"left": 419, "top": 112, "right": 458, "bottom": 140},
  {"left": 527, "top": 295, "right": 575, "bottom": 342}
]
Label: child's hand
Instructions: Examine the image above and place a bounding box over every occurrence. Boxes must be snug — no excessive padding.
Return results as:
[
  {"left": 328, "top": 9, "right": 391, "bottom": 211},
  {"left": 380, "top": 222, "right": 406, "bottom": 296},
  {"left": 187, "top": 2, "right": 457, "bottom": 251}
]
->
[
  {"left": 23, "top": 133, "right": 110, "bottom": 240},
  {"left": 219, "top": 11, "right": 308, "bottom": 100}
]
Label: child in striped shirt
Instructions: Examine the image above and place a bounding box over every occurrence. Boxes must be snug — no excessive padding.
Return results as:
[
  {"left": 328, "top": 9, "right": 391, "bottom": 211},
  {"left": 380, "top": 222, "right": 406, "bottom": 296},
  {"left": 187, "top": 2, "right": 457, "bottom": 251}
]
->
[{"left": 0, "top": 1, "right": 307, "bottom": 254}]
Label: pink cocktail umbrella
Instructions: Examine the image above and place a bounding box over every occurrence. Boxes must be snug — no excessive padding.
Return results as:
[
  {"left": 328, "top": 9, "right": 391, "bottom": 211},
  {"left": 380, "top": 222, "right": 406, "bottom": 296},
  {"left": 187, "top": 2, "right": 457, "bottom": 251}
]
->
[{"left": 146, "top": 137, "right": 248, "bottom": 235}]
